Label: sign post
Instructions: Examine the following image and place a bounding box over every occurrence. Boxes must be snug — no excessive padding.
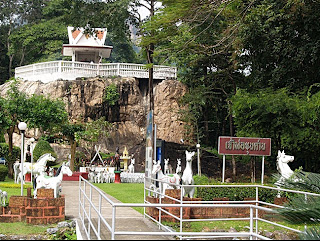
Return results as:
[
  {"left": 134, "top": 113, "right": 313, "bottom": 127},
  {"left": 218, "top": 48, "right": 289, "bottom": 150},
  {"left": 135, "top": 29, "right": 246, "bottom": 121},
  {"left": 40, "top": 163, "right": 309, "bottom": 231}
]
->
[
  {"left": 145, "top": 111, "right": 153, "bottom": 189},
  {"left": 218, "top": 136, "right": 271, "bottom": 184}
]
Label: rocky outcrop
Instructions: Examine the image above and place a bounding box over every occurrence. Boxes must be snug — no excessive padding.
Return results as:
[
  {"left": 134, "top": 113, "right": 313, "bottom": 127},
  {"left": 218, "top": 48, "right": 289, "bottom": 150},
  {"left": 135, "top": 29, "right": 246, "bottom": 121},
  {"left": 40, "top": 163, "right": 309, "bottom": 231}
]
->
[{"left": 0, "top": 77, "right": 188, "bottom": 155}]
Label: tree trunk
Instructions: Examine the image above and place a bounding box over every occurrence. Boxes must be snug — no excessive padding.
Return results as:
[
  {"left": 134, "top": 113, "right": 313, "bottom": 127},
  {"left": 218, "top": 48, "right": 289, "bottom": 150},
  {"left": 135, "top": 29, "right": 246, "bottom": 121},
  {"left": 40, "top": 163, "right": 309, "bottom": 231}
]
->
[
  {"left": 7, "top": 126, "right": 15, "bottom": 178},
  {"left": 229, "top": 101, "right": 236, "bottom": 181},
  {"left": 70, "top": 138, "right": 77, "bottom": 172}
]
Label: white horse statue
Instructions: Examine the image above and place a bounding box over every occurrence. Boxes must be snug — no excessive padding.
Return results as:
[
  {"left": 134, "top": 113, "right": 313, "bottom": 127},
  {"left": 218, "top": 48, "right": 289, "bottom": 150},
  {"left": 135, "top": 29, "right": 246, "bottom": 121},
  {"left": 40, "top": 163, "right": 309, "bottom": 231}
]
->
[
  {"left": 128, "top": 158, "right": 135, "bottom": 173},
  {"left": 275, "top": 150, "right": 295, "bottom": 197},
  {"left": 102, "top": 170, "right": 111, "bottom": 183},
  {"left": 276, "top": 150, "right": 294, "bottom": 180},
  {"left": 33, "top": 162, "right": 73, "bottom": 198},
  {"left": 182, "top": 150, "right": 196, "bottom": 198},
  {"left": 164, "top": 159, "right": 170, "bottom": 175},
  {"left": 0, "top": 190, "right": 8, "bottom": 206},
  {"left": 15, "top": 153, "right": 55, "bottom": 184},
  {"left": 176, "top": 159, "right": 182, "bottom": 175},
  {"left": 151, "top": 160, "right": 181, "bottom": 197},
  {"left": 94, "top": 171, "right": 103, "bottom": 183}
]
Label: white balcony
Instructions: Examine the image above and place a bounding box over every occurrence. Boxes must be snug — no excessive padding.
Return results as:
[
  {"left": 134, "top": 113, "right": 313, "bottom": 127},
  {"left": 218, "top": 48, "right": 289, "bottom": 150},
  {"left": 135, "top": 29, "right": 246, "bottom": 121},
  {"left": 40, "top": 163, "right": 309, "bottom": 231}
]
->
[{"left": 15, "top": 61, "right": 177, "bottom": 83}]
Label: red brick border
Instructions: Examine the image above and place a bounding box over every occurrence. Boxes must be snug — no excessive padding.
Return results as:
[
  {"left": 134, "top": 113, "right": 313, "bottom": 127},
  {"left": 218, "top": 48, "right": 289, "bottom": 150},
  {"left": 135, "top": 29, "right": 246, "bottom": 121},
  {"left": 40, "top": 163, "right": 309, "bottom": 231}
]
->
[{"left": 0, "top": 189, "right": 65, "bottom": 225}]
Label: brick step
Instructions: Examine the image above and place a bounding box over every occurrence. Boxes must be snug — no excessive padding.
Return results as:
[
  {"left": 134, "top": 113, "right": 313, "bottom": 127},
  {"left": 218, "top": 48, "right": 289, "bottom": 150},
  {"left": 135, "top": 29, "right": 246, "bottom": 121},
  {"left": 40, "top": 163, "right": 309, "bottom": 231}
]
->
[{"left": 0, "top": 214, "right": 25, "bottom": 223}]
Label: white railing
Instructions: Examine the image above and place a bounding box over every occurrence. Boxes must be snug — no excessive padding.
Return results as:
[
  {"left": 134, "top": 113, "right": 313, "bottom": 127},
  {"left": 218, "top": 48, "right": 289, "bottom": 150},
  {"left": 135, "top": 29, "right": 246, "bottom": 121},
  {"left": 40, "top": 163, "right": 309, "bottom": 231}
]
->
[
  {"left": 79, "top": 176, "right": 320, "bottom": 240},
  {"left": 15, "top": 61, "right": 177, "bottom": 83}
]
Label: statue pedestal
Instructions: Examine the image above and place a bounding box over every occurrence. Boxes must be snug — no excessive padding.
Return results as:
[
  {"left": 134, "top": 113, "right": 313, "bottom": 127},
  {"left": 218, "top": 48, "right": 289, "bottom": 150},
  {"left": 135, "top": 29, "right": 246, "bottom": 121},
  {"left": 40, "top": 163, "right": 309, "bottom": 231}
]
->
[
  {"left": 25, "top": 173, "right": 31, "bottom": 183},
  {"left": 114, "top": 171, "right": 121, "bottom": 183}
]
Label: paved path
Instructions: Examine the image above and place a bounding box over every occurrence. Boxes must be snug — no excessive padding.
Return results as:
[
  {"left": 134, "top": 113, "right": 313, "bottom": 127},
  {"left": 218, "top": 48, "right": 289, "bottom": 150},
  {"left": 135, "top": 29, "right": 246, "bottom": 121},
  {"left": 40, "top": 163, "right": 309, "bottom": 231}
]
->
[{"left": 61, "top": 181, "right": 172, "bottom": 240}]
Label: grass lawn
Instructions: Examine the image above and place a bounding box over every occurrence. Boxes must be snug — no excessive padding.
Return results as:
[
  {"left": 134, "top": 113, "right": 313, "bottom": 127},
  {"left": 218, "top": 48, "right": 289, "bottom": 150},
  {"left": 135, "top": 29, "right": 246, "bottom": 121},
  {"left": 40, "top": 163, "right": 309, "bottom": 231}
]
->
[
  {"left": 94, "top": 183, "right": 145, "bottom": 214},
  {"left": 0, "top": 222, "right": 50, "bottom": 235}
]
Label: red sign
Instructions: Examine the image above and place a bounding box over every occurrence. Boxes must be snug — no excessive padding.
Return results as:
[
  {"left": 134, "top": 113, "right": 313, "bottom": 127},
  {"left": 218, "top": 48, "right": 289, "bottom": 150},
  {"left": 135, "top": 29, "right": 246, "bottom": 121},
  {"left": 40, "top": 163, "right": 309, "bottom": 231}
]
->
[{"left": 218, "top": 136, "right": 271, "bottom": 156}]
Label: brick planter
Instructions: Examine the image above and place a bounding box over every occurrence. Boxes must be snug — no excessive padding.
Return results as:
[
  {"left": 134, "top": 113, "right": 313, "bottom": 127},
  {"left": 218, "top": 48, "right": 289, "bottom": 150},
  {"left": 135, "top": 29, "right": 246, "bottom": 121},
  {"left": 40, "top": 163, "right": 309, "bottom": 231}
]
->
[{"left": 0, "top": 189, "right": 65, "bottom": 225}]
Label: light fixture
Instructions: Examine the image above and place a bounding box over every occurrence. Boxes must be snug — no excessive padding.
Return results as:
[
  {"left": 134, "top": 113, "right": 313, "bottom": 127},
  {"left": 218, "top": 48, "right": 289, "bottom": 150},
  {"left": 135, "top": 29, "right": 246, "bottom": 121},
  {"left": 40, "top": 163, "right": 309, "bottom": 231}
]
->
[{"left": 18, "top": 122, "right": 27, "bottom": 132}]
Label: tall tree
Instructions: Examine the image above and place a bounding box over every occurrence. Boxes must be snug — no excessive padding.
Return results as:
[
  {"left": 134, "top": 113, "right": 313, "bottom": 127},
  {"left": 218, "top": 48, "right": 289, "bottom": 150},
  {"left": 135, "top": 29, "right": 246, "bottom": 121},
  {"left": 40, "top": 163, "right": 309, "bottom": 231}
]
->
[
  {"left": 237, "top": 0, "right": 320, "bottom": 92},
  {"left": 61, "top": 121, "right": 84, "bottom": 171}
]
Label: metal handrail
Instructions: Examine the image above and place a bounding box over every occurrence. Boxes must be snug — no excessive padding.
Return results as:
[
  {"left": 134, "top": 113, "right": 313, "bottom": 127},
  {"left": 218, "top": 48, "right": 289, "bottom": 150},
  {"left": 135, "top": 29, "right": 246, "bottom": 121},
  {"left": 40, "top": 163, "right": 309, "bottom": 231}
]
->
[{"left": 78, "top": 175, "right": 314, "bottom": 240}]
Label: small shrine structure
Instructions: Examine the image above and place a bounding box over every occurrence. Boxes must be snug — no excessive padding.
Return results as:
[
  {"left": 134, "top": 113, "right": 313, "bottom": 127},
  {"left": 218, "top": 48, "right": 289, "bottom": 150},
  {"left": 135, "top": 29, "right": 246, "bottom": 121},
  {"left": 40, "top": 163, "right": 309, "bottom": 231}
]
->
[
  {"left": 62, "top": 26, "right": 113, "bottom": 63},
  {"left": 15, "top": 26, "right": 177, "bottom": 83},
  {"left": 120, "top": 147, "right": 130, "bottom": 171}
]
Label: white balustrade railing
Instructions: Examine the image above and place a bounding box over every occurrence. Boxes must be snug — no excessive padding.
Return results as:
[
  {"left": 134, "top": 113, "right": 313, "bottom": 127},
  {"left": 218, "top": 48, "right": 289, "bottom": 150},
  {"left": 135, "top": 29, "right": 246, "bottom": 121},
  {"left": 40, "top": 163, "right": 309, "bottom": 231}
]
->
[{"left": 15, "top": 61, "right": 177, "bottom": 83}]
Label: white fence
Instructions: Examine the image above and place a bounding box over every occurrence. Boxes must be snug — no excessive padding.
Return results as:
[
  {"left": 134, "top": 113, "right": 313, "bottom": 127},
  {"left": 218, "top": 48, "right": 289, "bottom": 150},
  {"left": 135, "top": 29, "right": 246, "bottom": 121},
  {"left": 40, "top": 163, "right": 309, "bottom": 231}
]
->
[
  {"left": 15, "top": 61, "right": 177, "bottom": 83},
  {"left": 78, "top": 176, "right": 320, "bottom": 240}
]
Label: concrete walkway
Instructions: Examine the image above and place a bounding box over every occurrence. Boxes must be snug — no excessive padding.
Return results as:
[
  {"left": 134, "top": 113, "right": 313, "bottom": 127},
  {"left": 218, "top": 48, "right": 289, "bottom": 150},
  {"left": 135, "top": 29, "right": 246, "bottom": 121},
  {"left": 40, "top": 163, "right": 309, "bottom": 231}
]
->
[{"left": 61, "top": 181, "right": 172, "bottom": 240}]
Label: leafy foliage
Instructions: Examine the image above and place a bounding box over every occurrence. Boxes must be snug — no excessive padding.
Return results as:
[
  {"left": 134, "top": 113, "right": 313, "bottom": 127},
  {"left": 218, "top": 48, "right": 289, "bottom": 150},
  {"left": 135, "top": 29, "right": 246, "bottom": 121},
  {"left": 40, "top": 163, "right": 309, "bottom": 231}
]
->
[
  {"left": 104, "top": 84, "right": 119, "bottom": 106},
  {"left": 274, "top": 171, "right": 320, "bottom": 240},
  {"left": 197, "top": 184, "right": 278, "bottom": 203},
  {"left": 26, "top": 95, "right": 68, "bottom": 133},
  {"left": 237, "top": 0, "right": 320, "bottom": 92},
  {"left": 0, "top": 143, "right": 20, "bottom": 163},
  {"left": 0, "top": 165, "right": 9, "bottom": 181},
  {"left": 33, "top": 140, "right": 57, "bottom": 162},
  {"left": 75, "top": 117, "right": 113, "bottom": 159}
]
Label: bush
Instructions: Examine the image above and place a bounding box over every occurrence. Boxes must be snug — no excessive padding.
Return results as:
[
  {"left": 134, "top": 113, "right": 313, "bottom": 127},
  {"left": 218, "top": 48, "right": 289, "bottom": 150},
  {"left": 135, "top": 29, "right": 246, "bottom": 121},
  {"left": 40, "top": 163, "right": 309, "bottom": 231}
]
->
[
  {"left": 0, "top": 165, "right": 8, "bottom": 181},
  {"left": 0, "top": 132, "right": 5, "bottom": 143},
  {"left": 196, "top": 184, "right": 279, "bottom": 203},
  {"left": 33, "top": 140, "right": 57, "bottom": 163},
  {"left": 0, "top": 143, "right": 20, "bottom": 163}
]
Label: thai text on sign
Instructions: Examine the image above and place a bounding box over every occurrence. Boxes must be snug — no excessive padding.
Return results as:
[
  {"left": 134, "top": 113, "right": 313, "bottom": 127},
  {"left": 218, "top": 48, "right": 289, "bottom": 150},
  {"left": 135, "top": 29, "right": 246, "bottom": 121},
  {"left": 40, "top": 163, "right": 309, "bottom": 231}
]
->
[{"left": 218, "top": 136, "right": 271, "bottom": 156}]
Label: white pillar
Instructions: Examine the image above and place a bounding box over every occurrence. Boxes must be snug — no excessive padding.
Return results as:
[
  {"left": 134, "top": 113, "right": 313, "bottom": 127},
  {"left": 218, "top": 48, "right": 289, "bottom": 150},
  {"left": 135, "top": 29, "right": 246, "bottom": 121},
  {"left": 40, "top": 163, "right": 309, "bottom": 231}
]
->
[
  {"left": 222, "top": 155, "right": 226, "bottom": 183},
  {"left": 196, "top": 144, "right": 201, "bottom": 176},
  {"left": 18, "top": 122, "right": 27, "bottom": 196},
  {"left": 261, "top": 156, "right": 265, "bottom": 184}
]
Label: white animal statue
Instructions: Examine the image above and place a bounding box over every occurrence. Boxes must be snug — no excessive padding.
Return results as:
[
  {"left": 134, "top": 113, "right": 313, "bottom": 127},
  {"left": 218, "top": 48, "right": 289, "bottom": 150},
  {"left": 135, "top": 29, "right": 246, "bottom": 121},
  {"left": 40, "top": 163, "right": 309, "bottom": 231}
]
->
[
  {"left": 149, "top": 183, "right": 160, "bottom": 198},
  {"left": 276, "top": 150, "right": 294, "bottom": 180},
  {"left": 176, "top": 159, "right": 182, "bottom": 175},
  {"left": 182, "top": 150, "right": 196, "bottom": 198},
  {"left": 13, "top": 161, "right": 21, "bottom": 184},
  {"left": 164, "top": 159, "right": 170, "bottom": 175},
  {"left": 94, "top": 171, "right": 102, "bottom": 183},
  {"left": 88, "top": 171, "right": 95, "bottom": 183},
  {"left": 102, "top": 171, "right": 111, "bottom": 183},
  {"left": 151, "top": 160, "right": 181, "bottom": 197},
  {"left": 0, "top": 190, "right": 8, "bottom": 206},
  {"left": 128, "top": 158, "right": 135, "bottom": 173},
  {"left": 48, "top": 167, "right": 54, "bottom": 177},
  {"left": 15, "top": 153, "right": 55, "bottom": 184},
  {"left": 33, "top": 162, "right": 73, "bottom": 198}
]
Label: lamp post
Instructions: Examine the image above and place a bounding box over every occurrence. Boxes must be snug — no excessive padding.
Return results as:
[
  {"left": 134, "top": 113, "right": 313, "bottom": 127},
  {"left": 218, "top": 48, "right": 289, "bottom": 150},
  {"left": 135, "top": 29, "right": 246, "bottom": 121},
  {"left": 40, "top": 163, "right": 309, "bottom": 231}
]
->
[
  {"left": 18, "top": 122, "right": 27, "bottom": 196},
  {"left": 196, "top": 143, "right": 201, "bottom": 176},
  {"left": 29, "top": 138, "right": 35, "bottom": 185}
]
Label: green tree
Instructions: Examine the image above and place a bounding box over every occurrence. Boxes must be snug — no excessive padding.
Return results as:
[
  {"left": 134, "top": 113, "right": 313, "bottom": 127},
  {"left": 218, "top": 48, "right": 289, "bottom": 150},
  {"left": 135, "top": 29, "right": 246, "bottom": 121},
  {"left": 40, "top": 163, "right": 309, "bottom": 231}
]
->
[
  {"left": 75, "top": 117, "right": 113, "bottom": 160},
  {"left": 0, "top": 0, "right": 48, "bottom": 83},
  {"left": 26, "top": 94, "right": 68, "bottom": 134},
  {"left": 237, "top": 0, "right": 320, "bottom": 92},
  {"left": 140, "top": 0, "right": 247, "bottom": 146},
  {"left": 61, "top": 122, "right": 85, "bottom": 171},
  {"left": 104, "top": 83, "right": 119, "bottom": 106},
  {"left": 2, "top": 79, "right": 29, "bottom": 158},
  {"left": 232, "top": 88, "right": 320, "bottom": 171},
  {"left": 33, "top": 140, "right": 57, "bottom": 164}
]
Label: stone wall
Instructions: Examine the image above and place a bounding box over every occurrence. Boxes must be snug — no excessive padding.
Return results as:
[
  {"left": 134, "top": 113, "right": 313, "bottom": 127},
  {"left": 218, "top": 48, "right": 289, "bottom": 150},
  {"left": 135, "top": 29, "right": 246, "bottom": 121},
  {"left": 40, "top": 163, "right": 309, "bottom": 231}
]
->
[{"left": 1, "top": 77, "right": 188, "bottom": 160}]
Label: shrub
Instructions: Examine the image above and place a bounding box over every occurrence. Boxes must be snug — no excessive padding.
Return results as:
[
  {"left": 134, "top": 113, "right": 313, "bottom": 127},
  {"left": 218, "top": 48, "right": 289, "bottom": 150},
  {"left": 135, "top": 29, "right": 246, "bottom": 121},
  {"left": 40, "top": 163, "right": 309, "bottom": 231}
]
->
[
  {"left": 0, "top": 132, "right": 5, "bottom": 143},
  {"left": 33, "top": 140, "right": 57, "bottom": 162},
  {"left": 0, "top": 143, "right": 20, "bottom": 163},
  {"left": 196, "top": 184, "right": 279, "bottom": 203},
  {"left": 0, "top": 165, "right": 8, "bottom": 181}
]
